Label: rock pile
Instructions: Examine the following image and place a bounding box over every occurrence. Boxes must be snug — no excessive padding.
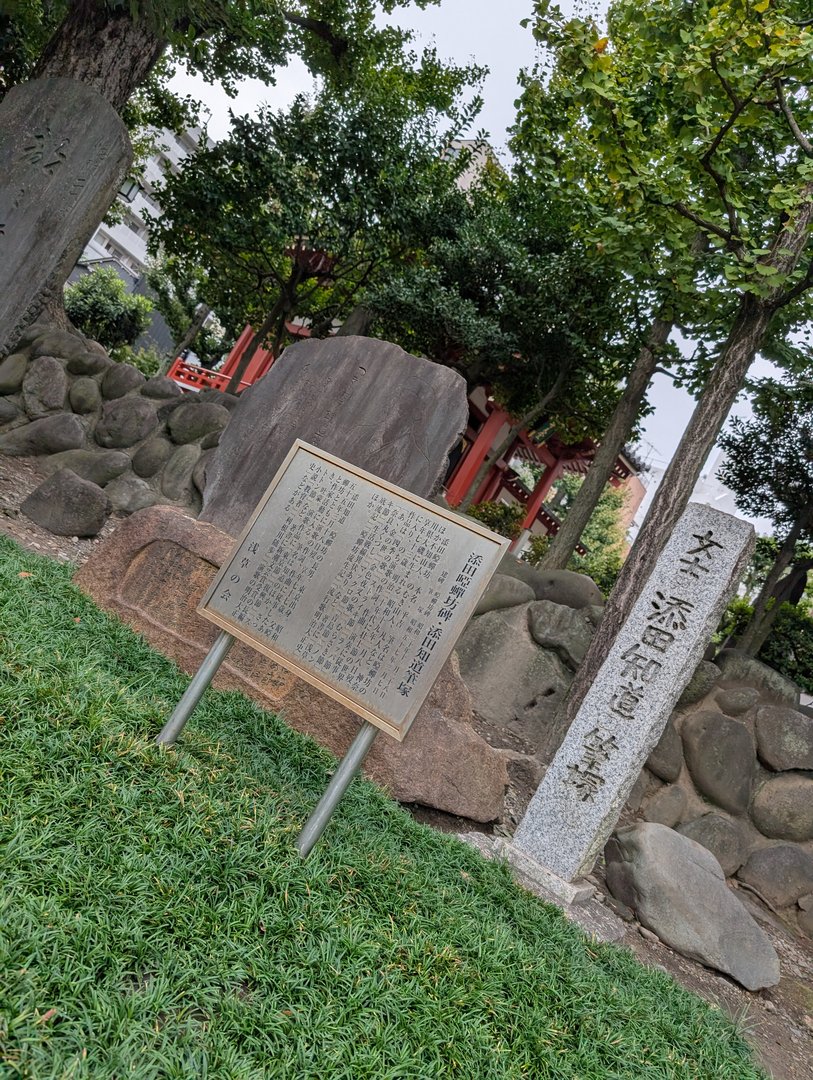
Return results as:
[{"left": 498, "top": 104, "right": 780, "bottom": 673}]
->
[{"left": 0, "top": 322, "right": 237, "bottom": 534}]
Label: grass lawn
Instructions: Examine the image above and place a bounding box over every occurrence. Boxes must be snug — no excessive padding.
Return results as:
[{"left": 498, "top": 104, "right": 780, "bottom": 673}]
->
[{"left": 0, "top": 535, "right": 764, "bottom": 1079}]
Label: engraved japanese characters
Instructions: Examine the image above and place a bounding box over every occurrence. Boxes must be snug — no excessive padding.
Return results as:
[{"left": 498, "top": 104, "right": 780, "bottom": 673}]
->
[
  {"left": 200, "top": 442, "right": 509, "bottom": 740},
  {"left": 513, "top": 503, "right": 754, "bottom": 883},
  {"left": 0, "top": 78, "right": 132, "bottom": 355}
]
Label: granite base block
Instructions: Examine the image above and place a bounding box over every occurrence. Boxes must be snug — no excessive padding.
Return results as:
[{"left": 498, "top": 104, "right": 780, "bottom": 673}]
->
[{"left": 493, "top": 839, "right": 596, "bottom": 905}]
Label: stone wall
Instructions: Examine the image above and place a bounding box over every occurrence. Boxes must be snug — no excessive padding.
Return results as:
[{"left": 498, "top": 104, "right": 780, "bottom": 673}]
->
[{"left": 0, "top": 322, "right": 236, "bottom": 534}]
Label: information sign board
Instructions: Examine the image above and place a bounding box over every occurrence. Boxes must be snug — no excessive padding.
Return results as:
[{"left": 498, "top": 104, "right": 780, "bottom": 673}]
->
[{"left": 200, "top": 441, "right": 509, "bottom": 739}]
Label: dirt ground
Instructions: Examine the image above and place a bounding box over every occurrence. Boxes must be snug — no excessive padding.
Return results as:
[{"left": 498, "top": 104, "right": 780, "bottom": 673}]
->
[{"left": 1, "top": 453, "right": 812, "bottom": 1080}]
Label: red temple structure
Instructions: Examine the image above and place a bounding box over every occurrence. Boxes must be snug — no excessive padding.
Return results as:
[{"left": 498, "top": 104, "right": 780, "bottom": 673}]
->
[{"left": 166, "top": 331, "right": 645, "bottom": 547}]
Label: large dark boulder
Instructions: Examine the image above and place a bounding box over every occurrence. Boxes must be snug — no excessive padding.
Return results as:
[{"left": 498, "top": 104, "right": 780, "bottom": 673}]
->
[
  {"left": 0, "top": 413, "right": 84, "bottom": 455},
  {"left": 676, "top": 661, "right": 721, "bottom": 707},
  {"left": 755, "top": 705, "right": 813, "bottom": 771},
  {"left": 677, "top": 813, "right": 749, "bottom": 876},
  {"left": 681, "top": 710, "right": 755, "bottom": 814},
  {"left": 498, "top": 553, "right": 604, "bottom": 609},
  {"left": 715, "top": 686, "right": 760, "bottom": 717},
  {"left": 101, "top": 362, "right": 146, "bottom": 400},
  {"left": 527, "top": 599, "right": 595, "bottom": 671},
  {"left": 104, "top": 474, "right": 160, "bottom": 513},
  {"left": 751, "top": 773, "right": 813, "bottom": 841},
  {"left": 605, "top": 823, "right": 779, "bottom": 990},
  {"left": 473, "top": 572, "right": 535, "bottom": 616},
  {"left": 646, "top": 713, "right": 683, "bottom": 782},
  {"left": 141, "top": 376, "right": 182, "bottom": 400},
  {"left": 21, "top": 469, "right": 109, "bottom": 536},
  {"left": 167, "top": 401, "right": 231, "bottom": 444},
  {"left": 0, "top": 352, "right": 28, "bottom": 393},
  {"left": 69, "top": 377, "right": 102, "bottom": 414},
  {"left": 132, "top": 436, "right": 174, "bottom": 478},
  {"left": 737, "top": 845, "right": 813, "bottom": 908},
  {"left": 95, "top": 397, "right": 159, "bottom": 448},
  {"left": 21, "top": 355, "right": 68, "bottom": 418},
  {"left": 161, "top": 444, "right": 200, "bottom": 500},
  {"left": 42, "top": 449, "right": 129, "bottom": 487},
  {"left": 716, "top": 649, "right": 800, "bottom": 706}
]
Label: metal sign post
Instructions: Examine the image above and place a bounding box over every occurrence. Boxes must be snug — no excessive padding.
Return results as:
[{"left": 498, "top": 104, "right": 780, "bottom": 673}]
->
[{"left": 156, "top": 631, "right": 235, "bottom": 746}]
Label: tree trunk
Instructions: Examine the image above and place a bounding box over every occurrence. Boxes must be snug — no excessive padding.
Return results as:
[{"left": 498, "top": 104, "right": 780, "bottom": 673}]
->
[
  {"left": 458, "top": 408, "right": 541, "bottom": 513},
  {"left": 540, "top": 313, "right": 673, "bottom": 570},
  {"left": 738, "top": 519, "right": 804, "bottom": 654},
  {"left": 35, "top": 0, "right": 166, "bottom": 112},
  {"left": 172, "top": 305, "right": 212, "bottom": 359},
  {"left": 224, "top": 296, "right": 288, "bottom": 395},
  {"left": 336, "top": 304, "right": 373, "bottom": 336}
]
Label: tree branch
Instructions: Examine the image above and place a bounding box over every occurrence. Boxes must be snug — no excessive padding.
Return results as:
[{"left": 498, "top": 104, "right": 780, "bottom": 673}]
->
[{"left": 774, "top": 78, "right": 813, "bottom": 156}]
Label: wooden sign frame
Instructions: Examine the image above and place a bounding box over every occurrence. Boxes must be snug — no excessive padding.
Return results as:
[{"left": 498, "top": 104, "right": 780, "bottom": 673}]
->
[{"left": 198, "top": 440, "right": 509, "bottom": 740}]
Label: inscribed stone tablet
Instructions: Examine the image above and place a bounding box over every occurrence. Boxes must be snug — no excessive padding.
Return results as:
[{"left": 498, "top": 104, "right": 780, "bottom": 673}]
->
[
  {"left": 0, "top": 78, "right": 132, "bottom": 355},
  {"left": 199, "top": 336, "right": 469, "bottom": 535},
  {"left": 513, "top": 502, "right": 754, "bottom": 881},
  {"left": 200, "top": 441, "right": 509, "bottom": 740}
]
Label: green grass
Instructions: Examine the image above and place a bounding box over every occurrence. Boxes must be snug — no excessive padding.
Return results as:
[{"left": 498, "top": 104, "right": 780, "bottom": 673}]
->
[{"left": 0, "top": 536, "right": 764, "bottom": 1079}]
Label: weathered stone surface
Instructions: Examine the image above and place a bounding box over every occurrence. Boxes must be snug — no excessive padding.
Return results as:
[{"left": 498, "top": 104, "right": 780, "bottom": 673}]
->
[
  {"left": 473, "top": 572, "right": 535, "bottom": 616},
  {"left": 104, "top": 474, "right": 160, "bottom": 513},
  {"left": 65, "top": 348, "right": 112, "bottom": 376},
  {"left": 751, "top": 774, "right": 813, "bottom": 841},
  {"left": 645, "top": 714, "right": 683, "bottom": 782},
  {"left": 95, "top": 396, "right": 158, "bottom": 448},
  {"left": 0, "top": 352, "right": 28, "bottom": 393},
  {"left": 73, "top": 506, "right": 507, "bottom": 820},
  {"left": 167, "top": 401, "right": 230, "bottom": 444},
  {"left": 42, "top": 448, "right": 129, "bottom": 486},
  {"left": 605, "top": 823, "right": 779, "bottom": 990},
  {"left": 676, "top": 661, "right": 721, "bottom": 707},
  {"left": 21, "top": 355, "right": 67, "bottom": 418},
  {"left": 192, "top": 449, "right": 213, "bottom": 495},
  {"left": 498, "top": 553, "right": 604, "bottom": 608},
  {"left": 156, "top": 397, "right": 187, "bottom": 422},
  {"left": 799, "top": 908, "right": 813, "bottom": 938},
  {"left": 69, "top": 377, "right": 102, "bottom": 414},
  {"left": 132, "top": 436, "right": 173, "bottom": 478},
  {"left": 677, "top": 813, "right": 749, "bottom": 876},
  {"left": 0, "top": 79, "right": 132, "bottom": 355},
  {"left": 0, "top": 413, "right": 84, "bottom": 455},
  {"left": 21, "top": 469, "right": 109, "bottom": 536},
  {"left": 716, "top": 649, "right": 800, "bottom": 706},
  {"left": 197, "top": 388, "right": 239, "bottom": 410},
  {"left": 12, "top": 321, "right": 50, "bottom": 350},
  {"left": 738, "top": 845, "right": 813, "bottom": 908},
  {"left": 513, "top": 504, "right": 755, "bottom": 882},
  {"left": 456, "top": 604, "right": 571, "bottom": 747},
  {"left": 101, "top": 363, "right": 146, "bottom": 400},
  {"left": 527, "top": 599, "right": 595, "bottom": 671},
  {"left": 201, "top": 430, "right": 221, "bottom": 450},
  {"left": 161, "top": 444, "right": 200, "bottom": 501},
  {"left": 30, "top": 329, "right": 88, "bottom": 364},
  {"left": 799, "top": 892, "right": 813, "bottom": 911},
  {"left": 715, "top": 686, "right": 760, "bottom": 717},
  {"left": 0, "top": 398, "right": 20, "bottom": 425},
  {"left": 682, "top": 711, "right": 755, "bottom": 815},
  {"left": 200, "top": 336, "right": 468, "bottom": 535},
  {"left": 141, "top": 376, "right": 182, "bottom": 400},
  {"left": 642, "top": 785, "right": 687, "bottom": 827},
  {"left": 755, "top": 705, "right": 813, "bottom": 772}
]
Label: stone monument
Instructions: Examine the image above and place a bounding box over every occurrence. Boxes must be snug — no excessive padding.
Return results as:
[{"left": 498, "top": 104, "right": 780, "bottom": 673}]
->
[
  {"left": 508, "top": 502, "right": 754, "bottom": 900},
  {"left": 0, "top": 78, "right": 132, "bottom": 355}
]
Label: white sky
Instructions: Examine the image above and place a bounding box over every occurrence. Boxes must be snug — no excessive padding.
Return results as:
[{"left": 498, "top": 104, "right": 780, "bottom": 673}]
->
[{"left": 168, "top": 0, "right": 781, "bottom": 534}]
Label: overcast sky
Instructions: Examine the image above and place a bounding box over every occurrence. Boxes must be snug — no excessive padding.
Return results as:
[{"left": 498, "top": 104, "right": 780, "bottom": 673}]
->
[{"left": 168, "top": 0, "right": 774, "bottom": 530}]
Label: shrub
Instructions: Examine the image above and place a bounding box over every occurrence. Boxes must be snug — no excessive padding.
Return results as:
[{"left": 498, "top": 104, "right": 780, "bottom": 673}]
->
[
  {"left": 466, "top": 501, "right": 525, "bottom": 539},
  {"left": 110, "top": 343, "right": 163, "bottom": 378},
  {"left": 64, "top": 267, "right": 153, "bottom": 350}
]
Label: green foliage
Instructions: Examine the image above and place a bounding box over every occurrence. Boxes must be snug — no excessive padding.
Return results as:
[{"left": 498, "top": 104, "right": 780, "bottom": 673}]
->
[
  {"left": 466, "top": 500, "right": 525, "bottom": 539},
  {"left": 0, "top": 536, "right": 765, "bottom": 1078},
  {"left": 64, "top": 268, "right": 153, "bottom": 350},
  {"left": 145, "top": 257, "right": 224, "bottom": 363},
  {"left": 109, "top": 342, "right": 163, "bottom": 377},
  {"left": 717, "top": 595, "right": 813, "bottom": 694}
]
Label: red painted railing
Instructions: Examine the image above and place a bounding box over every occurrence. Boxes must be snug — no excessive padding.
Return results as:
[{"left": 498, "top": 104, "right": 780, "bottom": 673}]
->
[{"left": 165, "top": 358, "right": 254, "bottom": 394}]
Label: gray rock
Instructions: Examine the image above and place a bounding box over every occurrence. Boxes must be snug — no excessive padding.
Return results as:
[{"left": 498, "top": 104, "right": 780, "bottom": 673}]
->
[
  {"left": 41, "top": 449, "right": 130, "bottom": 487},
  {"left": 676, "top": 660, "right": 721, "bottom": 706},
  {"left": 141, "top": 376, "right": 182, "bottom": 400},
  {"left": 799, "top": 892, "right": 813, "bottom": 911},
  {"left": 95, "top": 396, "right": 159, "bottom": 448},
  {"left": 167, "top": 401, "right": 231, "bottom": 444},
  {"left": 681, "top": 710, "right": 755, "bottom": 814},
  {"left": 605, "top": 822, "right": 779, "bottom": 990},
  {"left": 200, "top": 335, "right": 468, "bottom": 536},
  {"left": 755, "top": 705, "right": 813, "bottom": 771},
  {"left": 104, "top": 474, "right": 160, "bottom": 513},
  {"left": 585, "top": 604, "right": 604, "bottom": 628},
  {"left": 473, "top": 572, "right": 535, "bottom": 615},
  {"left": 716, "top": 649, "right": 800, "bottom": 706},
  {"left": 12, "top": 321, "right": 50, "bottom": 350},
  {"left": 131, "top": 436, "right": 173, "bottom": 478},
  {"left": 197, "top": 388, "right": 239, "bottom": 410},
  {"left": 642, "top": 785, "right": 687, "bottom": 827},
  {"left": 738, "top": 845, "right": 813, "bottom": 908},
  {"left": 0, "top": 413, "right": 84, "bottom": 456},
  {"left": 799, "top": 909, "right": 813, "bottom": 938},
  {"left": 155, "top": 397, "right": 188, "bottom": 422},
  {"left": 498, "top": 553, "right": 604, "bottom": 608},
  {"left": 101, "top": 362, "right": 146, "bottom": 400},
  {"left": 751, "top": 774, "right": 813, "bottom": 841},
  {"left": 646, "top": 714, "right": 683, "bottom": 782},
  {"left": 192, "top": 449, "right": 213, "bottom": 495},
  {"left": 715, "top": 686, "right": 760, "bottom": 717},
  {"left": 160, "top": 444, "right": 200, "bottom": 501},
  {"left": 527, "top": 599, "right": 595, "bottom": 671},
  {"left": 30, "top": 330, "right": 90, "bottom": 364},
  {"left": 677, "top": 813, "right": 749, "bottom": 876},
  {"left": 200, "top": 430, "right": 221, "bottom": 450},
  {"left": 626, "top": 769, "right": 658, "bottom": 813},
  {"left": 65, "top": 347, "right": 112, "bottom": 376},
  {"left": 0, "top": 352, "right": 28, "bottom": 393},
  {"left": 456, "top": 603, "right": 571, "bottom": 746},
  {"left": 20, "top": 469, "right": 109, "bottom": 536},
  {"left": 69, "top": 377, "right": 102, "bottom": 414},
  {"left": 0, "top": 398, "right": 21, "bottom": 425},
  {"left": 21, "top": 355, "right": 67, "bottom": 418}
]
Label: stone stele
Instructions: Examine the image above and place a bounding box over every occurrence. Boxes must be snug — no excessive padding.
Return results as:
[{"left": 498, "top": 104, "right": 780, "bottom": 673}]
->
[
  {"left": 512, "top": 502, "right": 754, "bottom": 886},
  {"left": 199, "top": 335, "right": 469, "bottom": 535},
  {"left": 0, "top": 78, "right": 132, "bottom": 356}
]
